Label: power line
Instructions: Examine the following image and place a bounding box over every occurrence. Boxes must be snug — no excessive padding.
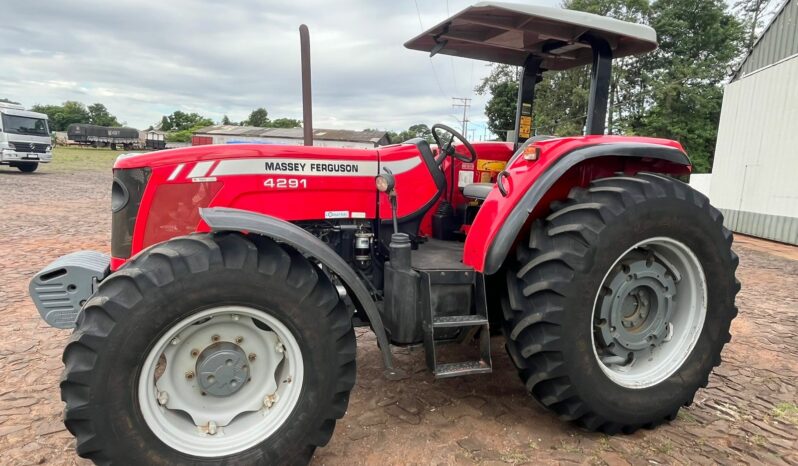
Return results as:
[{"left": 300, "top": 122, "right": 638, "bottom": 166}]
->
[
  {"left": 452, "top": 97, "right": 471, "bottom": 135},
  {"left": 414, "top": 0, "right": 449, "bottom": 97}
]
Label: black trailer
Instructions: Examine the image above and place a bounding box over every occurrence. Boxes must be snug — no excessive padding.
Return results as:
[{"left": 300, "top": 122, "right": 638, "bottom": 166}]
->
[{"left": 67, "top": 124, "right": 141, "bottom": 149}]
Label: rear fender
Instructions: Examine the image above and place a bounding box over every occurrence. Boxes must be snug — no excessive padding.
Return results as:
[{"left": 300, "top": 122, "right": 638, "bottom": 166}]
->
[
  {"left": 464, "top": 139, "right": 691, "bottom": 275},
  {"left": 200, "top": 207, "right": 405, "bottom": 379}
]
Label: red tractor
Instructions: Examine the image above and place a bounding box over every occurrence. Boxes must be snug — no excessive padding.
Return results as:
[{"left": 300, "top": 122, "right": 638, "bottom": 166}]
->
[{"left": 30, "top": 3, "right": 738, "bottom": 464}]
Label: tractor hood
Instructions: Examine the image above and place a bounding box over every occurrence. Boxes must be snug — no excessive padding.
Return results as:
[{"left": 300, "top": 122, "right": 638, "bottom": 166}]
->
[{"left": 113, "top": 144, "right": 379, "bottom": 170}]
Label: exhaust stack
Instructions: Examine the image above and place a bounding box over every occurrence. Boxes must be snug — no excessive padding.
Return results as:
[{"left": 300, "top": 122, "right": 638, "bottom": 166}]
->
[{"left": 299, "top": 24, "right": 313, "bottom": 146}]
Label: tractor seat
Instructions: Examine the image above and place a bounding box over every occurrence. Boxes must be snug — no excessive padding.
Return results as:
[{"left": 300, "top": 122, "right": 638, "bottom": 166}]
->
[{"left": 462, "top": 183, "right": 494, "bottom": 200}]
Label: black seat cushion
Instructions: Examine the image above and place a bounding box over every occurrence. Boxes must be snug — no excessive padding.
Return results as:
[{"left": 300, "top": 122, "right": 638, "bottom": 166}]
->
[{"left": 462, "top": 183, "right": 494, "bottom": 200}]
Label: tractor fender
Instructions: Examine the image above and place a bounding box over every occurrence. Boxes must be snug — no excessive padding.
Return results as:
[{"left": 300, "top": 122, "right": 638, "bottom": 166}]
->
[
  {"left": 200, "top": 207, "right": 406, "bottom": 380},
  {"left": 481, "top": 142, "right": 690, "bottom": 275}
]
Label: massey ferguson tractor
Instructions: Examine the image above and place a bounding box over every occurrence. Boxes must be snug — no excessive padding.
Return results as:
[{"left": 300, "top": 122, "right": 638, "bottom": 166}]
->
[{"left": 29, "top": 3, "right": 739, "bottom": 464}]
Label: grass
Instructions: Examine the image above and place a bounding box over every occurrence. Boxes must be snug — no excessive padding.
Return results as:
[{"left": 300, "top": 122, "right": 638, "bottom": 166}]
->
[
  {"left": 772, "top": 402, "right": 798, "bottom": 424},
  {"left": 43, "top": 146, "right": 141, "bottom": 172}
]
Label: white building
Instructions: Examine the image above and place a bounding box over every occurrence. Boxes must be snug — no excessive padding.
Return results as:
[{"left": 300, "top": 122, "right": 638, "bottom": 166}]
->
[{"left": 705, "top": 0, "right": 798, "bottom": 245}]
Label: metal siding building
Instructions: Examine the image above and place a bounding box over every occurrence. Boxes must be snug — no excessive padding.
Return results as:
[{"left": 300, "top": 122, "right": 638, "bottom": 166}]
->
[
  {"left": 709, "top": 0, "right": 798, "bottom": 245},
  {"left": 734, "top": 0, "right": 798, "bottom": 79}
]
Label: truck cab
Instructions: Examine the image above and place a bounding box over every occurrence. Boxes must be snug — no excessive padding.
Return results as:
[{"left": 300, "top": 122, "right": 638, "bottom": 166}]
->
[{"left": 0, "top": 101, "right": 53, "bottom": 172}]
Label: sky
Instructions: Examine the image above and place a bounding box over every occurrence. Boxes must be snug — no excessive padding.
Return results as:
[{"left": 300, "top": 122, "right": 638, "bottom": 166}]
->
[{"left": 0, "top": 0, "right": 559, "bottom": 139}]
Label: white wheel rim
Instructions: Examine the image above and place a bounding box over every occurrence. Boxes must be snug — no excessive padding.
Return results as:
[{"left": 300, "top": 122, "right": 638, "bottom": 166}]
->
[
  {"left": 591, "top": 237, "right": 707, "bottom": 389},
  {"left": 138, "top": 306, "right": 304, "bottom": 457}
]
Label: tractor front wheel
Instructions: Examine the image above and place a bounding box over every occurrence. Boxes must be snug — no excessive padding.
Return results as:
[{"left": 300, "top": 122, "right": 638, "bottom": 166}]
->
[
  {"left": 504, "top": 173, "right": 739, "bottom": 433},
  {"left": 61, "top": 233, "right": 355, "bottom": 464}
]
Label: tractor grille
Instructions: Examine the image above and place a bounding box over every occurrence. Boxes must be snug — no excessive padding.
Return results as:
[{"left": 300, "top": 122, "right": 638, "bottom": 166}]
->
[{"left": 11, "top": 142, "right": 49, "bottom": 153}]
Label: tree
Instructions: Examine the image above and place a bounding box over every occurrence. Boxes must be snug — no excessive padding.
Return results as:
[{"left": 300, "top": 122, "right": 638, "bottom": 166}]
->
[
  {"left": 246, "top": 108, "right": 270, "bottom": 127},
  {"left": 1, "top": 98, "right": 20, "bottom": 105},
  {"left": 734, "top": 0, "right": 766, "bottom": 52},
  {"left": 387, "top": 123, "right": 435, "bottom": 143},
  {"left": 221, "top": 115, "right": 233, "bottom": 125},
  {"left": 87, "top": 103, "right": 120, "bottom": 127},
  {"left": 269, "top": 118, "right": 302, "bottom": 128},
  {"left": 31, "top": 101, "right": 91, "bottom": 131},
  {"left": 643, "top": 0, "right": 745, "bottom": 171},
  {"left": 159, "top": 111, "right": 213, "bottom": 132}
]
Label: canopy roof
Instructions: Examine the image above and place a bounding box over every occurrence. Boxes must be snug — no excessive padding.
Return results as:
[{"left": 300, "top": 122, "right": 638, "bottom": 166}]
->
[{"left": 404, "top": 2, "right": 657, "bottom": 70}]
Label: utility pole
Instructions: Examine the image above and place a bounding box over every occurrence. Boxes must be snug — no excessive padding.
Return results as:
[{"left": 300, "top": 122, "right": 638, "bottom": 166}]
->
[{"left": 452, "top": 97, "right": 471, "bottom": 135}]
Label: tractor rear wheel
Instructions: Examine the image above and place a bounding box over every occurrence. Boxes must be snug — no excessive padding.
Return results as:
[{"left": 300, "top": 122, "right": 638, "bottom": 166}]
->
[
  {"left": 61, "top": 233, "right": 355, "bottom": 464},
  {"left": 503, "top": 173, "right": 739, "bottom": 433}
]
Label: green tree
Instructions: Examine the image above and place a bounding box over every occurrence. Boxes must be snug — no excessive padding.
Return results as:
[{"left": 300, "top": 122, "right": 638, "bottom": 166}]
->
[
  {"left": 87, "top": 103, "right": 120, "bottom": 126},
  {"left": 387, "top": 123, "right": 435, "bottom": 143},
  {"left": 269, "top": 118, "right": 302, "bottom": 128},
  {"left": 643, "top": 0, "right": 744, "bottom": 171},
  {"left": 160, "top": 111, "right": 213, "bottom": 132},
  {"left": 31, "top": 101, "right": 91, "bottom": 131},
  {"left": 221, "top": 115, "right": 233, "bottom": 125},
  {"left": 246, "top": 108, "right": 270, "bottom": 127},
  {"left": 1, "top": 98, "right": 20, "bottom": 105}
]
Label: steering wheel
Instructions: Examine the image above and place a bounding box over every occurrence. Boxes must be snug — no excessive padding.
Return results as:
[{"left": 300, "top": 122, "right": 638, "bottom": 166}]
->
[{"left": 431, "top": 123, "right": 477, "bottom": 165}]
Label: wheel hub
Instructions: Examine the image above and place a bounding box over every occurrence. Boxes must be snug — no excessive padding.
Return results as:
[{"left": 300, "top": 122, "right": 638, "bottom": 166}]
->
[
  {"left": 597, "top": 258, "right": 676, "bottom": 357},
  {"left": 196, "top": 342, "right": 250, "bottom": 396}
]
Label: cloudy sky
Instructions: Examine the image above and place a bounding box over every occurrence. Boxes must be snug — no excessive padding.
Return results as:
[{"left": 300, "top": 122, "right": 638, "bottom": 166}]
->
[{"left": 1, "top": 0, "right": 560, "bottom": 138}]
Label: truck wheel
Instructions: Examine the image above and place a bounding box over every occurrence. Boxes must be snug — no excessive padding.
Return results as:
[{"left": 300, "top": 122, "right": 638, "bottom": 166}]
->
[
  {"left": 61, "top": 233, "right": 356, "bottom": 464},
  {"left": 504, "top": 173, "right": 739, "bottom": 434},
  {"left": 16, "top": 162, "right": 38, "bottom": 172}
]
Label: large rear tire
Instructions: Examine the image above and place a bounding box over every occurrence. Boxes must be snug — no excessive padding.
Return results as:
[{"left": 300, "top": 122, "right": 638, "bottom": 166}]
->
[
  {"left": 61, "top": 233, "right": 356, "bottom": 464},
  {"left": 503, "top": 173, "right": 739, "bottom": 433}
]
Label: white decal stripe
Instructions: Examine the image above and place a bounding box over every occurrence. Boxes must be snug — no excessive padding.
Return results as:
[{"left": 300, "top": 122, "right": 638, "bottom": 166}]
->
[
  {"left": 209, "top": 157, "right": 423, "bottom": 177},
  {"left": 187, "top": 161, "right": 214, "bottom": 178},
  {"left": 381, "top": 158, "right": 423, "bottom": 174},
  {"left": 167, "top": 163, "right": 185, "bottom": 181}
]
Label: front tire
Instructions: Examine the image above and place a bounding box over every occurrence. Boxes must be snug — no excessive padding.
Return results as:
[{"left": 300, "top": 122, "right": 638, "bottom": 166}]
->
[
  {"left": 15, "top": 162, "right": 38, "bottom": 172},
  {"left": 61, "top": 233, "right": 356, "bottom": 464},
  {"left": 504, "top": 173, "right": 739, "bottom": 433}
]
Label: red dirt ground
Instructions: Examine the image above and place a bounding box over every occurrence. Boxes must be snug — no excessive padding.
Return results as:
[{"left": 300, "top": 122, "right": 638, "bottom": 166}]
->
[{"left": 1, "top": 164, "right": 796, "bottom": 465}]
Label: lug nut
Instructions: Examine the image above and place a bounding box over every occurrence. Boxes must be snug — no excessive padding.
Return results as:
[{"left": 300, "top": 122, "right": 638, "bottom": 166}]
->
[
  {"left": 248, "top": 353, "right": 257, "bottom": 361},
  {"left": 211, "top": 334, "right": 220, "bottom": 342},
  {"left": 185, "top": 371, "right": 195, "bottom": 380},
  {"left": 235, "top": 336, "right": 244, "bottom": 344},
  {"left": 190, "top": 349, "right": 199, "bottom": 358}
]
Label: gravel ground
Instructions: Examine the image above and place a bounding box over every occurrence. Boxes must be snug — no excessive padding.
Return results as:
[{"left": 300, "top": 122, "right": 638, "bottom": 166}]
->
[{"left": 1, "top": 161, "right": 796, "bottom": 465}]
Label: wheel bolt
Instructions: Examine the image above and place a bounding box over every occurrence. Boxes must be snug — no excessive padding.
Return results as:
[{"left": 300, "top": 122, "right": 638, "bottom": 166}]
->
[
  {"left": 211, "top": 334, "right": 220, "bottom": 342},
  {"left": 185, "top": 371, "right": 195, "bottom": 380},
  {"left": 190, "top": 349, "right": 199, "bottom": 358},
  {"left": 235, "top": 336, "right": 244, "bottom": 344},
  {"left": 248, "top": 353, "right": 257, "bottom": 361}
]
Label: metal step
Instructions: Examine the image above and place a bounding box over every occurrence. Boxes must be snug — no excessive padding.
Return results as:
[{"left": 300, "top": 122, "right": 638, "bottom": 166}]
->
[
  {"left": 434, "top": 360, "right": 492, "bottom": 378},
  {"left": 433, "top": 315, "right": 489, "bottom": 328}
]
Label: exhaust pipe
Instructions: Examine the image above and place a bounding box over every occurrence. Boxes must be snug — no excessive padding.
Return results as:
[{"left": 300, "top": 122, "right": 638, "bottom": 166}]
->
[{"left": 299, "top": 24, "right": 313, "bottom": 146}]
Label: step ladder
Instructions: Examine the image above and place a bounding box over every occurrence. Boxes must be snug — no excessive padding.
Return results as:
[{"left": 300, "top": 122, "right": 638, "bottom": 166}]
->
[{"left": 420, "top": 270, "right": 492, "bottom": 379}]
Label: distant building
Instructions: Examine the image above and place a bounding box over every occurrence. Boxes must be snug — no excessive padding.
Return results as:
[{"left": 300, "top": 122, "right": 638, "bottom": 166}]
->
[
  {"left": 192, "top": 125, "right": 390, "bottom": 149},
  {"left": 702, "top": 0, "right": 798, "bottom": 245}
]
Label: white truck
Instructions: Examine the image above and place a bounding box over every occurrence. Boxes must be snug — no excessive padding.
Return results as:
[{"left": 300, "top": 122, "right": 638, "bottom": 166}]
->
[{"left": 0, "top": 101, "right": 53, "bottom": 172}]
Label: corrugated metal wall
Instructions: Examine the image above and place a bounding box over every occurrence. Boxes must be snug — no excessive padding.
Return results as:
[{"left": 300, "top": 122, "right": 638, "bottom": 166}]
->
[
  {"left": 710, "top": 54, "right": 798, "bottom": 245},
  {"left": 736, "top": 0, "right": 798, "bottom": 79}
]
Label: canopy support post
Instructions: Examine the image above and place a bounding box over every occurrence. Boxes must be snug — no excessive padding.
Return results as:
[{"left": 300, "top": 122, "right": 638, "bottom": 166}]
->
[
  {"left": 584, "top": 34, "right": 613, "bottom": 136},
  {"left": 513, "top": 55, "right": 543, "bottom": 149}
]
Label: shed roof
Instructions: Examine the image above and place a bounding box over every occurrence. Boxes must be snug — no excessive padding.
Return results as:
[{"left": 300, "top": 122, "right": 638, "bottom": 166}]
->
[
  {"left": 194, "top": 125, "right": 388, "bottom": 144},
  {"left": 733, "top": 0, "right": 797, "bottom": 80},
  {"left": 404, "top": 1, "right": 657, "bottom": 70}
]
